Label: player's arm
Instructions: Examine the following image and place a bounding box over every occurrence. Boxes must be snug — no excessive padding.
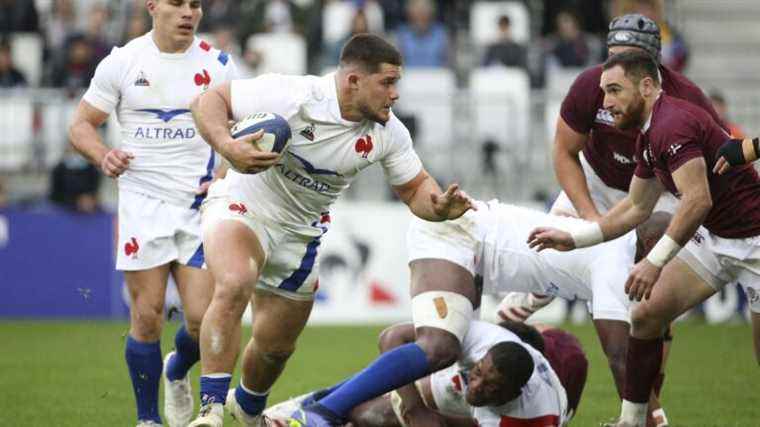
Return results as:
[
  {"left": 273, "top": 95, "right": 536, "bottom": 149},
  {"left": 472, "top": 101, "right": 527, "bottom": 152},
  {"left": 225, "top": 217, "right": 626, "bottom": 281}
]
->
[
  {"left": 392, "top": 169, "right": 475, "bottom": 222},
  {"left": 553, "top": 117, "right": 599, "bottom": 220},
  {"left": 68, "top": 100, "right": 133, "bottom": 177},
  {"left": 190, "top": 82, "right": 279, "bottom": 173},
  {"left": 713, "top": 137, "right": 760, "bottom": 175}
]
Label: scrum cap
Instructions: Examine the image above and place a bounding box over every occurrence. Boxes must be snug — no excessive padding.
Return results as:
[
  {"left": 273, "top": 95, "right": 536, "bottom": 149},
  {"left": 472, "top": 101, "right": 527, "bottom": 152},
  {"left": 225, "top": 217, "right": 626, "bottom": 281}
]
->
[{"left": 607, "top": 14, "right": 661, "bottom": 61}]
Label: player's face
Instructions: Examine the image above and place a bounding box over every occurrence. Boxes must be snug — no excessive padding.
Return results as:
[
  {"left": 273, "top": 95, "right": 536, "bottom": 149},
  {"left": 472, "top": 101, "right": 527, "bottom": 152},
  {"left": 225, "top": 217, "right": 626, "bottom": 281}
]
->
[
  {"left": 600, "top": 65, "right": 646, "bottom": 131},
  {"left": 149, "top": 0, "right": 202, "bottom": 48},
  {"left": 465, "top": 354, "right": 507, "bottom": 407},
  {"left": 357, "top": 63, "right": 401, "bottom": 124}
]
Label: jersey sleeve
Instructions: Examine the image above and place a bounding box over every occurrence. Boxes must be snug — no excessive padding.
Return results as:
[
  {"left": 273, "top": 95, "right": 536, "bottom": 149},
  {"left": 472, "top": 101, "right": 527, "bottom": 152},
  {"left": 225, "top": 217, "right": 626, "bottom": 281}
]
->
[
  {"left": 660, "top": 114, "right": 705, "bottom": 174},
  {"left": 82, "top": 47, "right": 122, "bottom": 114},
  {"left": 633, "top": 140, "right": 656, "bottom": 179},
  {"left": 380, "top": 114, "right": 423, "bottom": 186},
  {"left": 559, "top": 67, "right": 602, "bottom": 135},
  {"left": 230, "top": 74, "right": 306, "bottom": 121}
]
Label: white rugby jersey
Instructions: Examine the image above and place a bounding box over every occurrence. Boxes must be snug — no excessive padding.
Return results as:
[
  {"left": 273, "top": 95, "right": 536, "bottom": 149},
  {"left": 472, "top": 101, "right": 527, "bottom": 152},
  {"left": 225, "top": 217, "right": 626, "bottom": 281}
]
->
[
  {"left": 83, "top": 32, "right": 237, "bottom": 207},
  {"left": 225, "top": 72, "right": 423, "bottom": 236},
  {"left": 457, "top": 321, "right": 567, "bottom": 426},
  {"left": 468, "top": 202, "right": 637, "bottom": 303}
]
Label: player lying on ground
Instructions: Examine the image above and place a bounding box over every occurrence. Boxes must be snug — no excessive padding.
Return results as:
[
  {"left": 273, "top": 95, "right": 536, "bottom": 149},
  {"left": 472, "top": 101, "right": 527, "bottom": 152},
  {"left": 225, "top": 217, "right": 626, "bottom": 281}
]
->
[
  {"left": 273, "top": 320, "right": 570, "bottom": 427},
  {"left": 527, "top": 50, "right": 760, "bottom": 427},
  {"left": 275, "top": 201, "right": 668, "bottom": 426}
]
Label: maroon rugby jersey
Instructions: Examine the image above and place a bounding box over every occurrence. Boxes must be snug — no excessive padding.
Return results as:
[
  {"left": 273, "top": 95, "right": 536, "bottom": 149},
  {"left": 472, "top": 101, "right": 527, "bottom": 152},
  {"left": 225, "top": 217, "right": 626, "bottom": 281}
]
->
[
  {"left": 541, "top": 329, "right": 588, "bottom": 418},
  {"left": 560, "top": 65, "right": 724, "bottom": 192},
  {"left": 634, "top": 95, "right": 760, "bottom": 238}
]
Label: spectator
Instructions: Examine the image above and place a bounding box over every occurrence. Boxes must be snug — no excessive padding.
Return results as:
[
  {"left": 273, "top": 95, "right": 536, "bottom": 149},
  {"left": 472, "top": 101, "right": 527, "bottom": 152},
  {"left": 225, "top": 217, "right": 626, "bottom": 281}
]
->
[
  {"left": 328, "top": 9, "right": 371, "bottom": 65},
  {"left": 84, "top": 3, "right": 112, "bottom": 64},
  {"left": 123, "top": 11, "right": 149, "bottom": 44},
  {"left": 482, "top": 15, "right": 527, "bottom": 69},
  {"left": 45, "top": 33, "right": 97, "bottom": 92},
  {"left": 49, "top": 147, "right": 101, "bottom": 213},
  {"left": 394, "top": 0, "right": 448, "bottom": 67},
  {"left": 197, "top": 0, "right": 239, "bottom": 33},
  {"left": 0, "top": 0, "right": 39, "bottom": 34},
  {"left": 44, "top": 0, "right": 77, "bottom": 54},
  {"left": 238, "top": 0, "right": 306, "bottom": 43},
  {"left": 544, "top": 10, "right": 602, "bottom": 68},
  {"left": 0, "top": 38, "right": 27, "bottom": 87},
  {"left": 710, "top": 91, "right": 746, "bottom": 139}
]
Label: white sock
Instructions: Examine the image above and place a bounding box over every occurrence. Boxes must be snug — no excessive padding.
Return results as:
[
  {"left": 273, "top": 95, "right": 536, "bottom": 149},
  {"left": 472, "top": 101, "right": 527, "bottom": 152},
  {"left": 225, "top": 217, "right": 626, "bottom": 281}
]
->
[
  {"left": 652, "top": 408, "right": 669, "bottom": 427},
  {"left": 620, "top": 400, "right": 647, "bottom": 426}
]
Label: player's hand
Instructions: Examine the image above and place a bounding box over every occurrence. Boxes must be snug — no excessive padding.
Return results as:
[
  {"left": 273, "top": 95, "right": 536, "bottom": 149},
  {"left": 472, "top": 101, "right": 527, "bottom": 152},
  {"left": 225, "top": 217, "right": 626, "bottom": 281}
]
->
[
  {"left": 220, "top": 129, "right": 281, "bottom": 174},
  {"left": 431, "top": 183, "right": 476, "bottom": 220},
  {"left": 625, "top": 258, "right": 662, "bottom": 301},
  {"left": 527, "top": 227, "right": 575, "bottom": 252},
  {"left": 403, "top": 406, "right": 446, "bottom": 427},
  {"left": 100, "top": 148, "right": 134, "bottom": 177}
]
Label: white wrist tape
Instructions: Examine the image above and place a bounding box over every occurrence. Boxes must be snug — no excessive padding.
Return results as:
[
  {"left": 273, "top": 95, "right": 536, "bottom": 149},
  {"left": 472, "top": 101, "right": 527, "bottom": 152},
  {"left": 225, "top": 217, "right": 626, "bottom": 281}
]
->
[
  {"left": 570, "top": 222, "right": 604, "bottom": 248},
  {"left": 646, "top": 235, "right": 682, "bottom": 268}
]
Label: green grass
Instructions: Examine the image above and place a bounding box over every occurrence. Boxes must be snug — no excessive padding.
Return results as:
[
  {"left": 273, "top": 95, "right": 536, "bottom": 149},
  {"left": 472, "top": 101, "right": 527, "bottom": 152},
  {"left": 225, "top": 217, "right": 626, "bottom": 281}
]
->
[{"left": 0, "top": 321, "right": 758, "bottom": 426}]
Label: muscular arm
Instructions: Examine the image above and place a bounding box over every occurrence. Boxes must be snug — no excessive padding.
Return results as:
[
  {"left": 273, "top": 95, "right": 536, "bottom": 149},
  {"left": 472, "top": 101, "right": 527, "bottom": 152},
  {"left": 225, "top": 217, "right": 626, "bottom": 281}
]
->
[
  {"left": 663, "top": 158, "right": 712, "bottom": 246},
  {"left": 190, "top": 82, "right": 234, "bottom": 153},
  {"left": 392, "top": 169, "right": 472, "bottom": 222},
  {"left": 597, "top": 175, "right": 664, "bottom": 241},
  {"left": 68, "top": 100, "right": 111, "bottom": 167},
  {"left": 553, "top": 116, "right": 598, "bottom": 219}
]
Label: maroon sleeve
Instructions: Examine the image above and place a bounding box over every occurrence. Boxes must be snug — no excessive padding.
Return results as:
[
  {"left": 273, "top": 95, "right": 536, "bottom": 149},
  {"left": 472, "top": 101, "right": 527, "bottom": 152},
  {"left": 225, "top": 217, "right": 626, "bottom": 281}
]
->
[
  {"left": 634, "top": 137, "right": 655, "bottom": 179},
  {"left": 663, "top": 67, "right": 729, "bottom": 132},
  {"left": 660, "top": 114, "right": 705, "bottom": 174},
  {"left": 559, "top": 66, "right": 602, "bottom": 135}
]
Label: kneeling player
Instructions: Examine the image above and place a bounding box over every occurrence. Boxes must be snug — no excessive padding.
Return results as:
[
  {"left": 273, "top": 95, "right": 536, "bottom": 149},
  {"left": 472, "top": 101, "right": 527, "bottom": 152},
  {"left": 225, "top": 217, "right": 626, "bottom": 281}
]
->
[{"left": 269, "top": 320, "right": 569, "bottom": 427}]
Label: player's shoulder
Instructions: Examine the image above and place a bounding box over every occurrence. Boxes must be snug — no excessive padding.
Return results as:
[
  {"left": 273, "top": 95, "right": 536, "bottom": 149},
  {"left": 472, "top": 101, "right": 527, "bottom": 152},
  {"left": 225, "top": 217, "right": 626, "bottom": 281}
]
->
[
  {"left": 379, "top": 111, "right": 412, "bottom": 143},
  {"left": 660, "top": 65, "right": 703, "bottom": 94},
  {"left": 654, "top": 95, "right": 710, "bottom": 132},
  {"left": 193, "top": 37, "right": 233, "bottom": 68},
  {"left": 568, "top": 65, "right": 603, "bottom": 91}
]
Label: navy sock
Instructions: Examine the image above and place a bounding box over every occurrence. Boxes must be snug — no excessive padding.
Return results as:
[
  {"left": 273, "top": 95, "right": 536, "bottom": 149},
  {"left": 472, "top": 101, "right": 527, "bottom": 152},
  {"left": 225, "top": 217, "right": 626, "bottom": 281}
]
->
[
  {"left": 200, "top": 374, "right": 232, "bottom": 406},
  {"left": 125, "top": 336, "right": 162, "bottom": 423},
  {"left": 318, "top": 343, "right": 429, "bottom": 419},
  {"left": 235, "top": 383, "right": 269, "bottom": 416},
  {"left": 166, "top": 325, "right": 200, "bottom": 381},
  {"left": 311, "top": 378, "right": 350, "bottom": 401}
]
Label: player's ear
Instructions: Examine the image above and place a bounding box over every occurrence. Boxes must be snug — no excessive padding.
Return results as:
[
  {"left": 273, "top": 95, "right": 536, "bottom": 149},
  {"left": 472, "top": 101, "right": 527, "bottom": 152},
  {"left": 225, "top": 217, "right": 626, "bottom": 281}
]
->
[
  {"left": 347, "top": 72, "right": 361, "bottom": 91},
  {"left": 640, "top": 76, "right": 654, "bottom": 97},
  {"left": 146, "top": 0, "right": 157, "bottom": 14}
]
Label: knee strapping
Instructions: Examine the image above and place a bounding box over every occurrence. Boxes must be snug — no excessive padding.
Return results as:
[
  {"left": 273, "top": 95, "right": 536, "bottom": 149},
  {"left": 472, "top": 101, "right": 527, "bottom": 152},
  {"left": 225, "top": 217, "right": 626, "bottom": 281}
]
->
[{"left": 412, "top": 291, "right": 474, "bottom": 342}]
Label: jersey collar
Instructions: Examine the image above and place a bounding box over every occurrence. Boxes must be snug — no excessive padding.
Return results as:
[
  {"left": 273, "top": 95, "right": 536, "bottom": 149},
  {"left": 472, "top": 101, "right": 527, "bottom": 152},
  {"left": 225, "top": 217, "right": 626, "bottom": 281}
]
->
[{"left": 147, "top": 30, "right": 195, "bottom": 59}]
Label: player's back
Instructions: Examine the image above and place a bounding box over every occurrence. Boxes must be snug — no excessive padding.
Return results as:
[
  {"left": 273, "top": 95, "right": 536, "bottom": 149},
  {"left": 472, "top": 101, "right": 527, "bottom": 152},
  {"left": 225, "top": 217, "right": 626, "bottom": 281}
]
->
[{"left": 476, "top": 202, "right": 636, "bottom": 301}]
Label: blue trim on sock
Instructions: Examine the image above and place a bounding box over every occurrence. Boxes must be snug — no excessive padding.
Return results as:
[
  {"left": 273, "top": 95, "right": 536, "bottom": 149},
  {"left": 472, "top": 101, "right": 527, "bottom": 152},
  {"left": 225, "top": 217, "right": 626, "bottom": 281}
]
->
[
  {"left": 318, "top": 343, "right": 430, "bottom": 418},
  {"left": 235, "top": 386, "right": 269, "bottom": 416},
  {"left": 166, "top": 325, "right": 200, "bottom": 381},
  {"left": 125, "top": 336, "right": 163, "bottom": 423},
  {"left": 200, "top": 375, "right": 232, "bottom": 406}
]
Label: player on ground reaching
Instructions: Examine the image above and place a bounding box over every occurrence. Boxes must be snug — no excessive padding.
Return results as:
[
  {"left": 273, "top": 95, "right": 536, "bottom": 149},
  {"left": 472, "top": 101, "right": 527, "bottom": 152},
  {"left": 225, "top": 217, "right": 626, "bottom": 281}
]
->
[
  {"left": 267, "top": 320, "right": 586, "bottom": 427},
  {"left": 187, "top": 34, "right": 473, "bottom": 427},
  {"left": 527, "top": 50, "right": 760, "bottom": 427},
  {"left": 68, "top": 1, "right": 237, "bottom": 426},
  {"left": 285, "top": 199, "right": 667, "bottom": 427}
]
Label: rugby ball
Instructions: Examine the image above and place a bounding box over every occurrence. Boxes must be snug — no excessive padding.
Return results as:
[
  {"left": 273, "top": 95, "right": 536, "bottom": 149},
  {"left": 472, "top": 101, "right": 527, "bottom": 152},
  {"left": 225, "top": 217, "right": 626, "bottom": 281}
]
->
[{"left": 230, "top": 112, "right": 292, "bottom": 153}]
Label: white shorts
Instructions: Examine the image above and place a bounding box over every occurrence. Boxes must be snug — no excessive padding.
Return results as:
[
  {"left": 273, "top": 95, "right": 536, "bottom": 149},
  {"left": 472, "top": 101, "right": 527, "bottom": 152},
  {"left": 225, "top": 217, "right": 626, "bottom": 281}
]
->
[
  {"left": 116, "top": 190, "right": 205, "bottom": 271},
  {"left": 201, "top": 180, "right": 323, "bottom": 301},
  {"left": 551, "top": 153, "right": 677, "bottom": 215},
  {"left": 677, "top": 226, "right": 760, "bottom": 313},
  {"left": 428, "top": 365, "right": 471, "bottom": 417}
]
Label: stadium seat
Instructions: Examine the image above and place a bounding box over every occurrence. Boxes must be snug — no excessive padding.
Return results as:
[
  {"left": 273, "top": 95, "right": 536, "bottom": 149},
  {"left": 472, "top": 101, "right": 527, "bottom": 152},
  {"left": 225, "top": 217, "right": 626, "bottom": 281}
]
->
[
  {"left": 40, "top": 99, "right": 78, "bottom": 167},
  {"left": 0, "top": 93, "right": 34, "bottom": 171},
  {"left": 471, "top": 1, "right": 530, "bottom": 46},
  {"left": 246, "top": 33, "right": 307, "bottom": 75},
  {"left": 396, "top": 68, "right": 457, "bottom": 149},
  {"left": 546, "top": 67, "right": 584, "bottom": 100},
  {"left": 10, "top": 33, "right": 43, "bottom": 87},
  {"left": 470, "top": 66, "right": 530, "bottom": 148},
  {"left": 322, "top": 0, "right": 385, "bottom": 46}
]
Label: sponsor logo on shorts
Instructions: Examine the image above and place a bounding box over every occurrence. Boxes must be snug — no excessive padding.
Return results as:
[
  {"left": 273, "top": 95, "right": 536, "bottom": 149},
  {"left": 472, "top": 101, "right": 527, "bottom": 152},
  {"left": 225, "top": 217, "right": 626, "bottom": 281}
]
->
[
  {"left": 299, "top": 123, "right": 316, "bottom": 141},
  {"left": 355, "top": 135, "right": 374, "bottom": 159},
  {"left": 124, "top": 237, "right": 139, "bottom": 258},
  {"left": 228, "top": 202, "right": 248, "bottom": 215},
  {"left": 692, "top": 231, "right": 704, "bottom": 245}
]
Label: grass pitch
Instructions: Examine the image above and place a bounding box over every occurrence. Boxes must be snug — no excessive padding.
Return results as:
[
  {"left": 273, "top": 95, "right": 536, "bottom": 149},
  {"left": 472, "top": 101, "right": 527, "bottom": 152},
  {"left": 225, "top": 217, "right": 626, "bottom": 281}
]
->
[{"left": 1, "top": 320, "right": 758, "bottom": 426}]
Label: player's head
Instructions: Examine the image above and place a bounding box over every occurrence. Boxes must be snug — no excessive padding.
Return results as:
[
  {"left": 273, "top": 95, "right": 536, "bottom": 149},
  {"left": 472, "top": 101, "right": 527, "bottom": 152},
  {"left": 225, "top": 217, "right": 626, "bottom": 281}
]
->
[
  {"left": 601, "top": 49, "right": 660, "bottom": 130},
  {"left": 338, "top": 34, "right": 403, "bottom": 124},
  {"left": 498, "top": 320, "right": 546, "bottom": 355},
  {"left": 465, "top": 342, "right": 534, "bottom": 407},
  {"left": 634, "top": 211, "right": 672, "bottom": 261},
  {"left": 606, "top": 13, "right": 661, "bottom": 61},
  {"left": 146, "top": 0, "right": 202, "bottom": 50}
]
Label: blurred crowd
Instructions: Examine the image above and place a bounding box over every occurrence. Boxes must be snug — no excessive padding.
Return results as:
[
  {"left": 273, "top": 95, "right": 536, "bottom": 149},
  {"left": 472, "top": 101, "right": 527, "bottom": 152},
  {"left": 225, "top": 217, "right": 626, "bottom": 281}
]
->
[{"left": 0, "top": 0, "right": 691, "bottom": 91}]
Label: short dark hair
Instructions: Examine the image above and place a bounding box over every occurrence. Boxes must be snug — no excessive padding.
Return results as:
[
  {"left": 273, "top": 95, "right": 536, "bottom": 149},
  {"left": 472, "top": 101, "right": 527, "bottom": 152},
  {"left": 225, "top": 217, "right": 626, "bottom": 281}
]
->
[
  {"left": 339, "top": 34, "right": 403, "bottom": 73},
  {"left": 603, "top": 49, "right": 660, "bottom": 86},
  {"left": 498, "top": 320, "right": 545, "bottom": 355},
  {"left": 498, "top": 15, "right": 511, "bottom": 27},
  {"left": 488, "top": 341, "right": 534, "bottom": 396}
]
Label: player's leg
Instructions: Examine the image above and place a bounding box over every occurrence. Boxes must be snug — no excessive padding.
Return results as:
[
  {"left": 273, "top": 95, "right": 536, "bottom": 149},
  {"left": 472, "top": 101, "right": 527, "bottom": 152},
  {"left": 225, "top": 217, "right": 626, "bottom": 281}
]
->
[
  {"left": 615, "top": 258, "right": 716, "bottom": 427},
  {"left": 162, "top": 262, "right": 213, "bottom": 426},
  {"left": 227, "top": 289, "right": 313, "bottom": 424},
  {"left": 191, "top": 219, "right": 266, "bottom": 426},
  {"left": 124, "top": 265, "right": 171, "bottom": 425},
  {"left": 593, "top": 319, "right": 629, "bottom": 397}
]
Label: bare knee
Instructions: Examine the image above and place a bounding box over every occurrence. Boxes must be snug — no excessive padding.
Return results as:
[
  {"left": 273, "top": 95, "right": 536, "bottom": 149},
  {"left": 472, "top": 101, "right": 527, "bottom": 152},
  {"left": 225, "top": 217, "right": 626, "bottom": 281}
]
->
[
  {"left": 415, "top": 328, "right": 461, "bottom": 372},
  {"left": 213, "top": 270, "right": 256, "bottom": 313},
  {"left": 630, "top": 306, "right": 668, "bottom": 338},
  {"left": 130, "top": 300, "right": 164, "bottom": 341}
]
